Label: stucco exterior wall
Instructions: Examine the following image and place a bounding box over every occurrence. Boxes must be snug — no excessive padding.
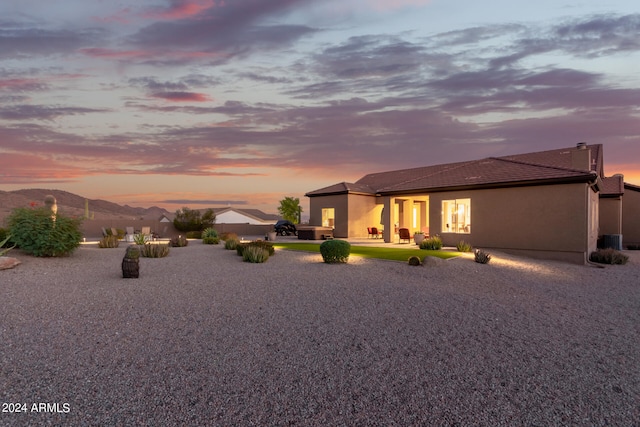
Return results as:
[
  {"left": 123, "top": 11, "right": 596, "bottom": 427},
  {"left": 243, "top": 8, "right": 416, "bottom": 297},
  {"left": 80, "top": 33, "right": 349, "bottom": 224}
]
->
[
  {"left": 623, "top": 188, "right": 640, "bottom": 245},
  {"left": 599, "top": 197, "right": 623, "bottom": 235},
  {"left": 308, "top": 194, "right": 349, "bottom": 237},
  {"left": 309, "top": 193, "right": 380, "bottom": 238},
  {"left": 429, "top": 183, "right": 596, "bottom": 264},
  {"left": 347, "top": 194, "right": 382, "bottom": 238}
]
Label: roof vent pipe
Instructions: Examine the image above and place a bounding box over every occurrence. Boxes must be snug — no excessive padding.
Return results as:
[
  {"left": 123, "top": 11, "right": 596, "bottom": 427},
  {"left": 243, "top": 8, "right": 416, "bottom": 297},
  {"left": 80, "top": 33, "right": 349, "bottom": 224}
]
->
[{"left": 577, "top": 142, "right": 587, "bottom": 149}]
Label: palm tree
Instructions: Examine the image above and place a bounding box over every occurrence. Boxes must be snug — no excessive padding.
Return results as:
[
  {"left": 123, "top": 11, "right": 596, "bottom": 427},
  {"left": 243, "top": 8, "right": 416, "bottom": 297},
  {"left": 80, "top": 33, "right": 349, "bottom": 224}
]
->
[{"left": 278, "top": 197, "right": 302, "bottom": 224}]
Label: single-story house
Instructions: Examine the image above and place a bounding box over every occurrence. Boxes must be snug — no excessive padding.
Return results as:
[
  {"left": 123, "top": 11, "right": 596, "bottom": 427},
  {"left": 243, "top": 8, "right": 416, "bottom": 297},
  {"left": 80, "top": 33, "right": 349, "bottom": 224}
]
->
[
  {"left": 306, "top": 143, "right": 638, "bottom": 264},
  {"left": 159, "top": 208, "right": 280, "bottom": 225}
]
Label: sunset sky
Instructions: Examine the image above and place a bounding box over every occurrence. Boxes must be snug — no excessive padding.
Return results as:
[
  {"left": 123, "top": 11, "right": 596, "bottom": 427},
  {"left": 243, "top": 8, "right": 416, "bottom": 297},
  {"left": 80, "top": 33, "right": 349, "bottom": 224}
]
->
[{"left": 1, "top": 0, "right": 639, "bottom": 215}]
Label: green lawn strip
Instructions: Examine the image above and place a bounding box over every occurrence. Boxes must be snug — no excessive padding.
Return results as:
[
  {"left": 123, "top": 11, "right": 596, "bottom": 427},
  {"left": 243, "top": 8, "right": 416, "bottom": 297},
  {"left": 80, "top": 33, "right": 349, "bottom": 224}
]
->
[{"left": 272, "top": 242, "right": 459, "bottom": 262}]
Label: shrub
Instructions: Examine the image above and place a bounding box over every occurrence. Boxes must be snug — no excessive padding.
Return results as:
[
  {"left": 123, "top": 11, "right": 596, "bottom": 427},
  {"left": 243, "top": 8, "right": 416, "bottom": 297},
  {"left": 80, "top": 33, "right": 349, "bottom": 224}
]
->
[
  {"left": 474, "top": 249, "right": 492, "bottom": 264},
  {"left": 133, "top": 233, "right": 147, "bottom": 245},
  {"left": 236, "top": 241, "right": 275, "bottom": 257},
  {"left": 173, "top": 207, "right": 216, "bottom": 232},
  {"left": 98, "top": 235, "right": 120, "bottom": 248},
  {"left": 590, "top": 248, "right": 629, "bottom": 265},
  {"left": 320, "top": 239, "right": 351, "bottom": 264},
  {"left": 225, "top": 238, "right": 240, "bottom": 250},
  {"left": 0, "top": 228, "right": 11, "bottom": 247},
  {"left": 170, "top": 235, "right": 189, "bottom": 247},
  {"left": 185, "top": 231, "right": 201, "bottom": 239},
  {"left": 140, "top": 243, "right": 170, "bottom": 258},
  {"left": 0, "top": 234, "right": 15, "bottom": 256},
  {"left": 242, "top": 245, "right": 270, "bottom": 263},
  {"left": 7, "top": 207, "right": 82, "bottom": 257},
  {"left": 220, "top": 232, "right": 238, "bottom": 241},
  {"left": 408, "top": 256, "right": 421, "bottom": 266},
  {"left": 456, "top": 240, "right": 472, "bottom": 252},
  {"left": 420, "top": 235, "right": 443, "bottom": 250},
  {"left": 202, "top": 227, "right": 219, "bottom": 244}
]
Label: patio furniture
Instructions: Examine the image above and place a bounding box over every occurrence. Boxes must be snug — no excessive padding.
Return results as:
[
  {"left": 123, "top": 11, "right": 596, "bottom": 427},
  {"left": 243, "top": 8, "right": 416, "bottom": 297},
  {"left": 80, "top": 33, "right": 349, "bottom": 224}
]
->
[
  {"left": 398, "top": 228, "right": 411, "bottom": 243},
  {"left": 126, "top": 227, "right": 135, "bottom": 242},
  {"left": 370, "top": 227, "right": 382, "bottom": 239}
]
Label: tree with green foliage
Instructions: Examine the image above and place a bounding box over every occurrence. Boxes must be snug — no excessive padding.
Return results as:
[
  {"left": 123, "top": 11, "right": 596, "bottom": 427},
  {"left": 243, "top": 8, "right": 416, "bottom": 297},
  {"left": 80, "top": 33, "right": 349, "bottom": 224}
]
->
[
  {"left": 173, "top": 207, "right": 216, "bottom": 232},
  {"left": 7, "top": 207, "right": 82, "bottom": 257},
  {"left": 278, "top": 197, "right": 302, "bottom": 224}
]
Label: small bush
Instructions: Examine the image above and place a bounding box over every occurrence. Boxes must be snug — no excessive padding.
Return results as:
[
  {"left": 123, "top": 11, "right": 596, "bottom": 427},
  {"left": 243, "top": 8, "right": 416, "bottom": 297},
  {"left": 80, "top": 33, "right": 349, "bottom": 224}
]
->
[
  {"left": 320, "top": 239, "right": 351, "bottom": 264},
  {"left": 236, "top": 241, "right": 274, "bottom": 257},
  {"left": 202, "top": 228, "right": 219, "bottom": 244},
  {"left": 7, "top": 207, "right": 82, "bottom": 257},
  {"left": 170, "top": 235, "right": 189, "bottom": 247},
  {"left": 590, "top": 248, "right": 629, "bottom": 265},
  {"left": 185, "top": 231, "right": 201, "bottom": 239},
  {"left": 132, "top": 233, "right": 146, "bottom": 245},
  {"left": 220, "top": 232, "right": 238, "bottom": 241},
  {"left": 98, "top": 235, "right": 120, "bottom": 248},
  {"left": 0, "top": 234, "right": 15, "bottom": 256},
  {"left": 140, "top": 243, "right": 170, "bottom": 258},
  {"left": 242, "top": 245, "right": 270, "bottom": 263},
  {"left": 0, "top": 228, "right": 11, "bottom": 247},
  {"left": 456, "top": 240, "right": 472, "bottom": 252},
  {"left": 420, "top": 235, "right": 443, "bottom": 250},
  {"left": 408, "top": 256, "right": 421, "bottom": 266},
  {"left": 474, "top": 249, "right": 492, "bottom": 264},
  {"left": 225, "top": 238, "right": 240, "bottom": 250}
]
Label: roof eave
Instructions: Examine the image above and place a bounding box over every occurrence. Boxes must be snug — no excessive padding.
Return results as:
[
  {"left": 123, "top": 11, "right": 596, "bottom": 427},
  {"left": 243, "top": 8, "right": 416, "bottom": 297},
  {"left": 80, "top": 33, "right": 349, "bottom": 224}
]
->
[{"left": 377, "top": 174, "right": 599, "bottom": 196}]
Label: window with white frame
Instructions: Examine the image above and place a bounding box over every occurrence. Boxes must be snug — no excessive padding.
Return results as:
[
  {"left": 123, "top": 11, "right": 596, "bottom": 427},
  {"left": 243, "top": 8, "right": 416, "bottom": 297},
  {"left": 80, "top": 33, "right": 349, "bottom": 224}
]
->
[
  {"left": 322, "top": 208, "right": 335, "bottom": 228},
  {"left": 442, "top": 199, "right": 471, "bottom": 233}
]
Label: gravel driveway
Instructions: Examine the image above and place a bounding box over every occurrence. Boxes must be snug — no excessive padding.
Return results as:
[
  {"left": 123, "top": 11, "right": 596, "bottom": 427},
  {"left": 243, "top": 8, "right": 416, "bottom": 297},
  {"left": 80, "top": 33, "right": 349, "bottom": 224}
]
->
[{"left": 1, "top": 242, "right": 639, "bottom": 426}]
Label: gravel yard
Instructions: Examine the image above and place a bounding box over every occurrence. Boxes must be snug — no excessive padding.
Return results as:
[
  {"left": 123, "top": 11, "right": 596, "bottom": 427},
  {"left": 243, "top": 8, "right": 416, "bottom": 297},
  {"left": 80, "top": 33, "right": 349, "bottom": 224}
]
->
[{"left": 1, "top": 242, "right": 639, "bottom": 426}]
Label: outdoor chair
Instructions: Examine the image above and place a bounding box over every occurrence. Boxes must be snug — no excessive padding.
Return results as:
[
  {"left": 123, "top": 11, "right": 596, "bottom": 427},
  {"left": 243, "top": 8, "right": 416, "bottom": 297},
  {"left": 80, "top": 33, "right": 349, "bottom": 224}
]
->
[
  {"left": 126, "top": 226, "right": 134, "bottom": 242},
  {"left": 398, "top": 228, "right": 411, "bottom": 243},
  {"left": 141, "top": 226, "right": 151, "bottom": 242},
  {"left": 371, "top": 227, "right": 382, "bottom": 239}
]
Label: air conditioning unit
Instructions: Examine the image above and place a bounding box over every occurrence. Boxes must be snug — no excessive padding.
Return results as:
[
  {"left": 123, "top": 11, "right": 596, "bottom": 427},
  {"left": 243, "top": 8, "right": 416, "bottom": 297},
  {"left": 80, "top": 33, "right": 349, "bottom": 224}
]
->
[{"left": 602, "top": 234, "right": 623, "bottom": 251}]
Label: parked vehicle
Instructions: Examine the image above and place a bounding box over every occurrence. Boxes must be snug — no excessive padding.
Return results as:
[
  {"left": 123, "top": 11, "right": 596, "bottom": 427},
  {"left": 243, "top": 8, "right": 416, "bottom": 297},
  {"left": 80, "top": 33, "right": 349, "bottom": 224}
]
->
[{"left": 274, "top": 220, "right": 297, "bottom": 236}]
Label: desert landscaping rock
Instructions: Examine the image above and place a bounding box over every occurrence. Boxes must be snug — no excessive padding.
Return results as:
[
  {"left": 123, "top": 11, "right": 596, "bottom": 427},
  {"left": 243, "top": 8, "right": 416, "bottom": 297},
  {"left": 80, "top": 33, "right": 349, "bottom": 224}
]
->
[
  {"left": 0, "top": 256, "right": 21, "bottom": 270},
  {"left": 1, "top": 243, "right": 639, "bottom": 425}
]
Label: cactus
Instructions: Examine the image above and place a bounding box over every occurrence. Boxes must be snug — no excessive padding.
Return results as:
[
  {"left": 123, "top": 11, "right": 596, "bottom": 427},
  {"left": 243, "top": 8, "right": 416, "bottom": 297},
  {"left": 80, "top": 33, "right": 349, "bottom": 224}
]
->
[
  {"left": 408, "top": 256, "right": 421, "bottom": 266},
  {"left": 44, "top": 195, "right": 58, "bottom": 215},
  {"left": 84, "top": 198, "right": 89, "bottom": 219},
  {"left": 474, "top": 249, "right": 492, "bottom": 264}
]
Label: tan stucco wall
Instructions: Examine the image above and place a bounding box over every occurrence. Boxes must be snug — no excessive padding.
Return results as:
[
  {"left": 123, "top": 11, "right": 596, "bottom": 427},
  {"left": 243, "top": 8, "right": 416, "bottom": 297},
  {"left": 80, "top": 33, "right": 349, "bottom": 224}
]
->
[
  {"left": 347, "top": 194, "right": 383, "bottom": 238},
  {"left": 599, "top": 197, "right": 623, "bottom": 235},
  {"left": 308, "top": 193, "right": 380, "bottom": 238},
  {"left": 308, "top": 194, "right": 349, "bottom": 237},
  {"left": 623, "top": 188, "right": 640, "bottom": 245},
  {"left": 429, "top": 183, "right": 597, "bottom": 264}
]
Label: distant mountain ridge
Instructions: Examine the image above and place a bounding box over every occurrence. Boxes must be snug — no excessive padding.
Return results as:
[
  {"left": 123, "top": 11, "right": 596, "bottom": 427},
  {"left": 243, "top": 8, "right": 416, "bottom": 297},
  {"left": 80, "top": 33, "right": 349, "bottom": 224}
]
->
[{"left": 0, "top": 189, "right": 171, "bottom": 223}]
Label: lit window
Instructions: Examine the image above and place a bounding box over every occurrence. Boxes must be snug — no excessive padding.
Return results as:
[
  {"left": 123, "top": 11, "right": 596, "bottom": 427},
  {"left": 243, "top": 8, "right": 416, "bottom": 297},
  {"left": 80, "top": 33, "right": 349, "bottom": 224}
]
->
[
  {"left": 322, "top": 208, "right": 335, "bottom": 228},
  {"left": 442, "top": 199, "right": 470, "bottom": 233}
]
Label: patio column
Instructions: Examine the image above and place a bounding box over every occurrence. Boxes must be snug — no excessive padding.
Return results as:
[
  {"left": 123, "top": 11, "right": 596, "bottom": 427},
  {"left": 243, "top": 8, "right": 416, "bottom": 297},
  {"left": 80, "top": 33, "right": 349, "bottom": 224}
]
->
[{"left": 383, "top": 197, "right": 395, "bottom": 243}]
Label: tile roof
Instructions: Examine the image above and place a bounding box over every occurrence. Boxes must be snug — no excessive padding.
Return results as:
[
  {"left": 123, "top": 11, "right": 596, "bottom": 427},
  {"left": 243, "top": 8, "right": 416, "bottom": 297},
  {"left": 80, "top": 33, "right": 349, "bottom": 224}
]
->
[
  {"left": 308, "top": 144, "right": 605, "bottom": 197},
  {"left": 305, "top": 182, "right": 376, "bottom": 197},
  {"left": 600, "top": 175, "right": 624, "bottom": 196}
]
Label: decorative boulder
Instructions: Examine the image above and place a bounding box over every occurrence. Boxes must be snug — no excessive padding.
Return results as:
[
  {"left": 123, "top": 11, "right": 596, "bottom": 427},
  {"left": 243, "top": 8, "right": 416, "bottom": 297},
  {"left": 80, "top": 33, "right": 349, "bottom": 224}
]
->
[{"left": 0, "top": 257, "right": 21, "bottom": 270}]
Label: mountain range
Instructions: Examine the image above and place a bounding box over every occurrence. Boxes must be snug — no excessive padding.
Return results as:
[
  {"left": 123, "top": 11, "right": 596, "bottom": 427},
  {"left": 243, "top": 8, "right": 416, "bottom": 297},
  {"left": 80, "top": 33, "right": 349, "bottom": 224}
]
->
[{"left": 0, "top": 189, "right": 171, "bottom": 225}]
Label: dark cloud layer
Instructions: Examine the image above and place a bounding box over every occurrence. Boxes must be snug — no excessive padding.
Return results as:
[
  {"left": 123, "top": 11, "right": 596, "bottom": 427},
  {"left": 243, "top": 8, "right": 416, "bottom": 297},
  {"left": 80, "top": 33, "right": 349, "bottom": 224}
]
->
[{"left": 1, "top": 5, "right": 639, "bottom": 191}]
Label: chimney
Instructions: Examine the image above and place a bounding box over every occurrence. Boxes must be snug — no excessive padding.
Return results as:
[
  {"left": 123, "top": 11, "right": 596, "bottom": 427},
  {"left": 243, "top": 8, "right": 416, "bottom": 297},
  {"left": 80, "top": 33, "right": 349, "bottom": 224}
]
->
[{"left": 571, "top": 142, "right": 591, "bottom": 171}]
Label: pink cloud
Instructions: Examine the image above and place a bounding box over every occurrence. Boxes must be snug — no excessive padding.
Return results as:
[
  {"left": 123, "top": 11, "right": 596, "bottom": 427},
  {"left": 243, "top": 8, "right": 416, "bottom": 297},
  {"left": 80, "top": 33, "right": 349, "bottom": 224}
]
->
[
  {"left": 145, "top": 0, "right": 219, "bottom": 20},
  {"left": 151, "top": 92, "right": 212, "bottom": 102},
  {"left": 79, "top": 48, "right": 151, "bottom": 59}
]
